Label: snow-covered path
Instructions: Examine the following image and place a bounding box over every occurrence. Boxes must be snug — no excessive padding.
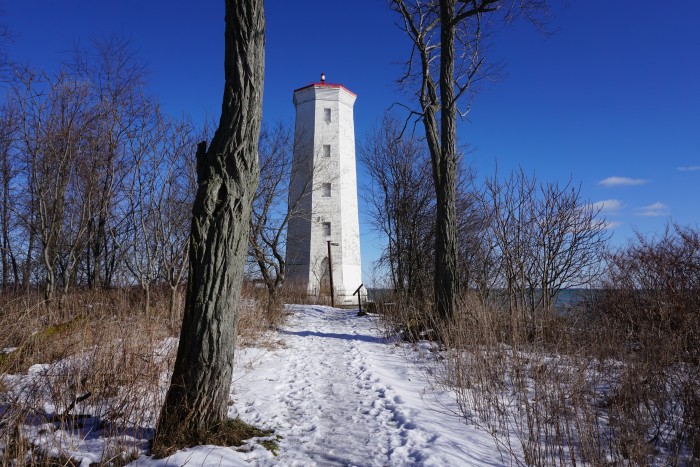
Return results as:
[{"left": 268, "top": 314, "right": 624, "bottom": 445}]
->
[
  {"left": 145, "top": 305, "right": 507, "bottom": 466},
  {"left": 246, "top": 306, "right": 436, "bottom": 465}
]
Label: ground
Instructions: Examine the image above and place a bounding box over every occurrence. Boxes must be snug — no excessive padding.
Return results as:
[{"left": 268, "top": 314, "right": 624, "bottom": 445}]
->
[
  {"left": 148, "top": 305, "right": 507, "bottom": 466},
  {"left": 3, "top": 305, "right": 513, "bottom": 466}
]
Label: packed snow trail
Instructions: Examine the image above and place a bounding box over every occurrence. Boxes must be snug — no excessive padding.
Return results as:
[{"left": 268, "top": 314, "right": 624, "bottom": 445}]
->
[
  {"left": 144, "top": 305, "right": 509, "bottom": 466},
  {"left": 244, "top": 306, "right": 434, "bottom": 465}
]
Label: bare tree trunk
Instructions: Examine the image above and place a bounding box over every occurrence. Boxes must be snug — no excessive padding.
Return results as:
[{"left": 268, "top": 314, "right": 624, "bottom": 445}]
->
[
  {"left": 434, "top": 0, "right": 459, "bottom": 321},
  {"left": 92, "top": 181, "right": 110, "bottom": 288},
  {"left": 359, "top": 114, "right": 435, "bottom": 300},
  {"left": 22, "top": 223, "right": 33, "bottom": 290},
  {"left": 391, "top": 0, "right": 550, "bottom": 321},
  {"left": 1, "top": 142, "right": 10, "bottom": 290},
  {"left": 168, "top": 284, "right": 179, "bottom": 323},
  {"left": 44, "top": 267, "right": 55, "bottom": 302},
  {"left": 138, "top": 280, "right": 150, "bottom": 316},
  {"left": 153, "top": 0, "right": 264, "bottom": 455}
]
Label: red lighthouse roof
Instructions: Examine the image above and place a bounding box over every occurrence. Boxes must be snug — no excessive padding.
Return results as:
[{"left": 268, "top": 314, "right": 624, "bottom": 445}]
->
[
  {"left": 294, "top": 74, "right": 356, "bottom": 97},
  {"left": 293, "top": 82, "right": 356, "bottom": 97}
]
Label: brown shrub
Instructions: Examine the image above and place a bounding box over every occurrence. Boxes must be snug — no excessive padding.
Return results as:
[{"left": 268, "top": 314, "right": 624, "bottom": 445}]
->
[
  {"left": 379, "top": 226, "right": 700, "bottom": 467},
  {"left": 0, "top": 285, "right": 285, "bottom": 464},
  {"left": 589, "top": 224, "right": 700, "bottom": 464}
]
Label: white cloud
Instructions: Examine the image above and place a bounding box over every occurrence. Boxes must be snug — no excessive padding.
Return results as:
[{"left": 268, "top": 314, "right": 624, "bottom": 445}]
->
[
  {"left": 604, "top": 220, "right": 623, "bottom": 230},
  {"left": 678, "top": 165, "right": 700, "bottom": 172},
  {"left": 598, "top": 176, "right": 648, "bottom": 187},
  {"left": 636, "top": 202, "right": 670, "bottom": 217},
  {"left": 591, "top": 199, "right": 623, "bottom": 213}
]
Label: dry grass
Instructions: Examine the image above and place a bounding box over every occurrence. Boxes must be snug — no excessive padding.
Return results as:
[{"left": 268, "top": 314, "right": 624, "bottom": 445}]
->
[
  {"left": 0, "top": 285, "right": 285, "bottom": 465},
  {"left": 274, "top": 283, "right": 337, "bottom": 307},
  {"left": 377, "top": 288, "right": 699, "bottom": 466}
]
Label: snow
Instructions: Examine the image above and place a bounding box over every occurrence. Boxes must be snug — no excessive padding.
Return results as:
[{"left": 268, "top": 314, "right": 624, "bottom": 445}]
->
[
  {"left": 3, "top": 305, "right": 510, "bottom": 466},
  {"left": 210, "top": 305, "right": 506, "bottom": 466}
]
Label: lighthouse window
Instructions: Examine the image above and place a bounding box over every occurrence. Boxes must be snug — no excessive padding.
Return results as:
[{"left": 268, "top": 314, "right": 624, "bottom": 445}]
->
[
  {"left": 324, "top": 108, "right": 331, "bottom": 123},
  {"left": 322, "top": 222, "right": 331, "bottom": 237},
  {"left": 322, "top": 183, "right": 331, "bottom": 197},
  {"left": 323, "top": 144, "right": 331, "bottom": 158}
]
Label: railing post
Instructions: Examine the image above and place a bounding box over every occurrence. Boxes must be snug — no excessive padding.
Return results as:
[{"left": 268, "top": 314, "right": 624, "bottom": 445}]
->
[
  {"left": 327, "top": 240, "right": 336, "bottom": 307},
  {"left": 353, "top": 283, "right": 364, "bottom": 314}
]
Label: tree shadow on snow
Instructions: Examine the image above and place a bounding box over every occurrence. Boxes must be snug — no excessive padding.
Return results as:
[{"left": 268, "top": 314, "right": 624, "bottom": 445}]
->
[{"left": 280, "top": 329, "right": 386, "bottom": 344}]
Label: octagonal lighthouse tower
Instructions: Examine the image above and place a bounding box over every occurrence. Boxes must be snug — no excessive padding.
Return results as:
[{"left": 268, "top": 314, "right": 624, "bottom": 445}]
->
[{"left": 285, "top": 75, "right": 362, "bottom": 305}]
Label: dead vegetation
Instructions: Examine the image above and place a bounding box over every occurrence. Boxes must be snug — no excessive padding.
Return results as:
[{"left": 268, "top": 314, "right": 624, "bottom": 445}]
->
[
  {"left": 378, "top": 225, "right": 700, "bottom": 466},
  {"left": 0, "top": 285, "right": 286, "bottom": 465}
]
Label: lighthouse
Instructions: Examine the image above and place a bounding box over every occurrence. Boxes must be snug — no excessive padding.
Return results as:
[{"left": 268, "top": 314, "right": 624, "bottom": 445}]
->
[{"left": 285, "top": 75, "right": 363, "bottom": 305}]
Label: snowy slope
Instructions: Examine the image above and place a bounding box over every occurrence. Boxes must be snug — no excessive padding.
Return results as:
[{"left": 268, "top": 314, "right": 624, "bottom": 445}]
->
[{"left": 141, "top": 305, "right": 507, "bottom": 466}]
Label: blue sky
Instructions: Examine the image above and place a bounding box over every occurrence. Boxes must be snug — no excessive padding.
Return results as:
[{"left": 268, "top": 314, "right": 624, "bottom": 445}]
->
[{"left": 4, "top": 1, "right": 699, "bottom": 283}]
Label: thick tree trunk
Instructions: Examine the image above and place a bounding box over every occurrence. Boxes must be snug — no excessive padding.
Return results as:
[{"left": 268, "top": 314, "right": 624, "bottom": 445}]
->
[
  {"left": 266, "top": 283, "right": 278, "bottom": 316},
  {"left": 152, "top": 0, "right": 264, "bottom": 456},
  {"left": 434, "top": 0, "right": 459, "bottom": 321}
]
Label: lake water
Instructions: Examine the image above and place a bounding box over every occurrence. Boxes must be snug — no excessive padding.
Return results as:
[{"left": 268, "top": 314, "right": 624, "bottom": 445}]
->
[{"left": 367, "top": 288, "right": 596, "bottom": 311}]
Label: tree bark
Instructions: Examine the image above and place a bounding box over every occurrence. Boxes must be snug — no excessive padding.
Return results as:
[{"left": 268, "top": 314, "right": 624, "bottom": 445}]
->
[
  {"left": 22, "top": 217, "right": 34, "bottom": 290},
  {"left": 434, "top": 0, "right": 459, "bottom": 321},
  {"left": 391, "top": 0, "right": 539, "bottom": 321},
  {"left": 152, "top": 0, "right": 264, "bottom": 456},
  {"left": 393, "top": 0, "right": 460, "bottom": 321},
  {"left": 1, "top": 140, "right": 10, "bottom": 290}
]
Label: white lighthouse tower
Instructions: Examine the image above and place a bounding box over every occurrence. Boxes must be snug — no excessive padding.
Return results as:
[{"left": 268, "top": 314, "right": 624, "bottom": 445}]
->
[{"left": 285, "top": 74, "right": 363, "bottom": 305}]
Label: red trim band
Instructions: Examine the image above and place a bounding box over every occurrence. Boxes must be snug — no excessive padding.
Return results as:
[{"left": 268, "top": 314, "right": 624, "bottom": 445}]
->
[{"left": 293, "top": 82, "right": 357, "bottom": 97}]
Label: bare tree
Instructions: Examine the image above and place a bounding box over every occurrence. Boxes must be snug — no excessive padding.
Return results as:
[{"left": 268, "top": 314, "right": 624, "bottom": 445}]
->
[
  {"left": 124, "top": 110, "right": 196, "bottom": 317},
  {"left": 0, "top": 102, "right": 19, "bottom": 289},
  {"left": 11, "top": 98, "right": 36, "bottom": 290},
  {"left": 155, "top": 118, "right": 198, "bottom": 321},
  {"left": 2, "top": 33, "right": 200, "bottom": 299},
  {"left": 153, "top": 0, "right": 265, "bottom": 455},
  {"left": 389, "top": 0, "right": 547, "bottom": 320},
  {"left": 595, "top": 223, "right": 700, "bottom": 355},
  {"left": 481, "top": 169, "right": 608, "bottom": 331},
  {"left": 0, "top": 9, "right": 13, "bottom": 82},
  {"left": 361, "top": 112, "right": 489, "bottom": 307},
  {"left": 248, "top": 123, "right": 333, "bottom": 310},
  {"left": 455, "top": 171, "right": 488, "bottom": 292},
  {"left": 68, "top": 35, "right": 149, "bottom": 289},
  {"left": 123, "top": 104, "right": 165, "bottom": 315},
  {"left": 248, "top": 122, "right": 294, "bottom": 312},
  {"left": 359, "top": 113, "right": 434, "bottom": 299},
  {"left": 589, "top": 224, "right": 700, "bottom": 464},
  {"left": 13, "top": 68, "right": 98, "bottom": 305}
]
